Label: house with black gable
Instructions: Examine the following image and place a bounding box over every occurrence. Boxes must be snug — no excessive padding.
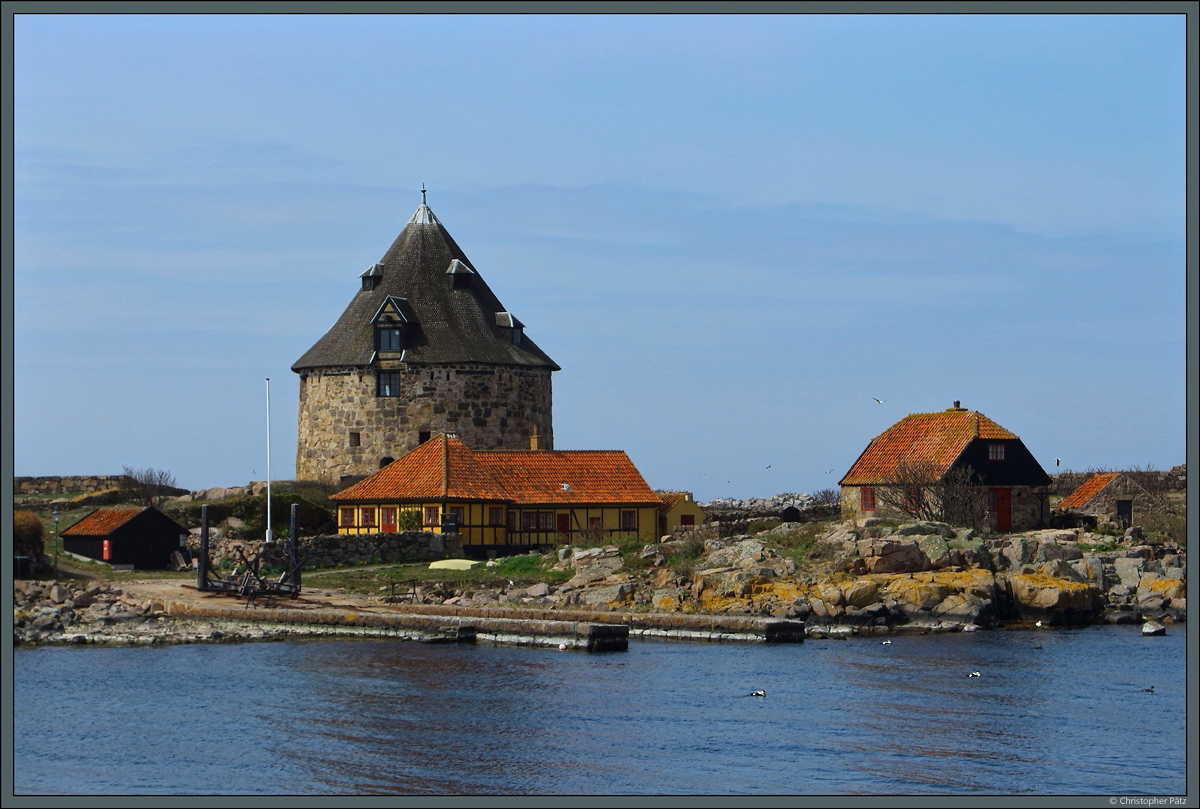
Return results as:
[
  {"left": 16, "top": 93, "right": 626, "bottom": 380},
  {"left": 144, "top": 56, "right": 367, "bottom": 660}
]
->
[
  {"left": 60, "top": 506, "right": 188, "bottom": 570},
  {"left": 293, "top": 190, "right": 560, "bottom": 483},
  {"left": 839, "top": 401, "right": 1052, "bottom": 532}
]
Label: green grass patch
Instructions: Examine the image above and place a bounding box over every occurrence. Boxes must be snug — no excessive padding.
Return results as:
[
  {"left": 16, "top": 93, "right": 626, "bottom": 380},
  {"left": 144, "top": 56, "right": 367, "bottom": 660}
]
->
[{"left": 763, "top": 520, "right": 832, "bottom": 569}]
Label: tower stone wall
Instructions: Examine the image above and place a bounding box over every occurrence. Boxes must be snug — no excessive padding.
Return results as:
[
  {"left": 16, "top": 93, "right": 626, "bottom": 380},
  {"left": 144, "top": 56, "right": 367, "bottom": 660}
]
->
[{"left": 297, "top": 362, "right": 553, "bottom": 482}]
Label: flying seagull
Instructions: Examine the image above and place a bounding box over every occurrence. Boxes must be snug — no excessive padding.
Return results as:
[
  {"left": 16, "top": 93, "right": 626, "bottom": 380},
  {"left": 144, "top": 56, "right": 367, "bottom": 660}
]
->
[
  {"left": 881, "top": 640, "right": 892, "bottom": 645},
  {"left": 873, "top": 397, "right": 885, "bottom": 404},
  {"left": 968, "top": 671, "right": 981, "bottom": 678},
  {"left": 1056, "top": 458, "right": 1061, "bottom": 467}
]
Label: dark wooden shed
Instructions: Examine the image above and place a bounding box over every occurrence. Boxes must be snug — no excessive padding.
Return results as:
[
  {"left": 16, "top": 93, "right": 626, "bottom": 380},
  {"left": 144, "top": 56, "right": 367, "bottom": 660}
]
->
[{"left": 61, "top": 506, "right": 187, "bottom": 570}]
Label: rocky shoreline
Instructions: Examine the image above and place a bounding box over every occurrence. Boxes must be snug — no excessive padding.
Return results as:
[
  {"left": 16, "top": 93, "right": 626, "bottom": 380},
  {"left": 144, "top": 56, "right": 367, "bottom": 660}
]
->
[{"left": 14, "top": 519, "right": 1185, "bottom": 648}]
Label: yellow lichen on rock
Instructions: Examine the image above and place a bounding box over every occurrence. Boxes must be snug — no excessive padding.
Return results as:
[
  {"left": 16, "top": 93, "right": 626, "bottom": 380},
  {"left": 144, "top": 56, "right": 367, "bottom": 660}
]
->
[{"left": 1147, "top": 578, "right": 1185, "bottom": 600}]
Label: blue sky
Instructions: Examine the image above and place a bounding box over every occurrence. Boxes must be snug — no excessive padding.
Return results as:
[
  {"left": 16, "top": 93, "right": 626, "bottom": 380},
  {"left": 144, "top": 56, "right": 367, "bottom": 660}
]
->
[{"left": 11, "top": 12, "right": 1189, "bottom": 501}]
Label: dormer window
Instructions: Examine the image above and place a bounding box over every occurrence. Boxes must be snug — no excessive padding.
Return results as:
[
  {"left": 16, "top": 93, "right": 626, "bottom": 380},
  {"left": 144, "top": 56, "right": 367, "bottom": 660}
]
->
[
  {"left": 495, "top": 311, "right": 524, "bottom": 345},
  {"left": 360, "top": 263, "right": 384, "bottom": 292},
  {"left": 446, "top": 259, "right": 474, "bottom": 289},
  {"left": 988, "top": 443, "right": 1006, "bottom": 461}
]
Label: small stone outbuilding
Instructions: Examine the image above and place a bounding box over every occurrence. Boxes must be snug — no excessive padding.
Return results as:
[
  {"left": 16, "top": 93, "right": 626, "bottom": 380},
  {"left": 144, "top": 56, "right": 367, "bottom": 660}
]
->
[
  {"left": 840, "top": 402, "right": 1052, "bottom": 532},
  {"left": 1054, "top": 472, "right": 1168, "bottom": 529}
]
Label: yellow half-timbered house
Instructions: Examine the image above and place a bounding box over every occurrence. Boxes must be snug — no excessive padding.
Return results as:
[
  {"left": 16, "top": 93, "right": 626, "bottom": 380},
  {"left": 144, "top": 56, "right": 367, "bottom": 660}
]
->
[{"left": 331, "top": 434, "right": 662, "bottom": 553}]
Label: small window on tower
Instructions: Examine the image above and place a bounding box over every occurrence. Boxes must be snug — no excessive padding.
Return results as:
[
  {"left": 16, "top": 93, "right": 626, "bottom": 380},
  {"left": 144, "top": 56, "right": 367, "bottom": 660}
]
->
[
  {"left": 349, "top": 432, "right": 361, "bottom": 447},
  {"left": 419, "top": 431, "right": 431, "bottom": 444},
  {"left": 378, "top": 372, "right": 400, "bottom": 397}
]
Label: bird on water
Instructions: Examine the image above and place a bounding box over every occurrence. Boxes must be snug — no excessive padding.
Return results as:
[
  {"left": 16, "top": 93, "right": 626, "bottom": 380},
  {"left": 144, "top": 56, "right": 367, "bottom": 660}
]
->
[
  {"left": 967, "top": 671, "right": 981, "bottom": 678},
  {"left": 750, "top": 690, "right": 766, "bottom": 697},
  {"left": 1142, "top": 686, "right": 1155, "bottom": 693}
]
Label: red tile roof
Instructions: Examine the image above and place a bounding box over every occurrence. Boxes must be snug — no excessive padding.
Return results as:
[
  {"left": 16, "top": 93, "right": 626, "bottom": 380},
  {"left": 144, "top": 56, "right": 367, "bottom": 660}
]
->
[
  {"left": 1055, "top": 472, "right": 1119, "bottom": 511},
  {"left": 61, "top": 507, "right": 145, "bottom": 537},
  {"left": 840, "top": 408, "right": 1018, "bottom": 486},
  {"left": 333, "top": 434, "right": 660, "bottom": 506},
  {"left": 659, "top": 492, "right": 689, "bottom": 510},
  {"left": 333, "top": 434, "right": 509, "bottom": 502},
  {"left": 475, "top": 449, "right": 660, "bottom": 505}
]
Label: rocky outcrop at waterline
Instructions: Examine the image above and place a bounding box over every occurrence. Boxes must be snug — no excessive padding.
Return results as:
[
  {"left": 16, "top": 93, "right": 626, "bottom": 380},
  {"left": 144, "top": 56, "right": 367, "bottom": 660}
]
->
[
  {"left": 14, "top": 520, "right": 1185, "bottom": 646},
  {"left": 445, "top": 520, "right": 1186, "bottom": 632}
]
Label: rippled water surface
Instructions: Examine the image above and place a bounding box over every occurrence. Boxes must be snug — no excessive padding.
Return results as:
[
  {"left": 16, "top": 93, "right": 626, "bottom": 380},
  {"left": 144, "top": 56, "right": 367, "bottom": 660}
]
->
[{"left": 13, "top": 626, "right": 1188, "bottom": 795}]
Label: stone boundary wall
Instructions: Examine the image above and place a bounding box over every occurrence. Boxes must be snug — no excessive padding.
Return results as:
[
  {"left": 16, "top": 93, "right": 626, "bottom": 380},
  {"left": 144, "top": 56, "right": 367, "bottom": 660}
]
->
[
  {"left": 189, "top": 530, "right": 464, "bottom": 569},
  {"left": 14, "top": 475, "right": 129, "bottom": 497}
]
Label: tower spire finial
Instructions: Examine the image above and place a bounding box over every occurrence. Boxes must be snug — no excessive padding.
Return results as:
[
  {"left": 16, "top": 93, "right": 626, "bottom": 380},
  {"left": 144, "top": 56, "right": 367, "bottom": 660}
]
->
[{"left": 421, "top": 184, "right": 427, "bottom": 205}]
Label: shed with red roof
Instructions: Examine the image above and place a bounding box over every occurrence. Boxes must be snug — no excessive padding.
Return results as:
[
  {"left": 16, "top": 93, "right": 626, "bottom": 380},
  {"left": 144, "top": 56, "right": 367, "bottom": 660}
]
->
[
  {"left": 60, "top": 506, "right": 188, "bottom": 569},
  {"left": 1054, "top": 472, "right": 1164, "bottom": 529}
]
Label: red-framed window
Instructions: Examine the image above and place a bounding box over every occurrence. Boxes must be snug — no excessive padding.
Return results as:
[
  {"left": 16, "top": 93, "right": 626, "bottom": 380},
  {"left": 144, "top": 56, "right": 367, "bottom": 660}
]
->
[
  {"left": 340, "top": 508, "right": 356, "bottom": 527},
  {"left": 988, "top": 443, "right": 1006, "bottom": 461},
  {"left": 860, "top": 487, "right": 876, "bottom": 512},
  {"left": 360, "top": 507, "right": 376, "bottom": 527},
  {"left": 424, "top": 506, "right": 439, "bottom": 526}
]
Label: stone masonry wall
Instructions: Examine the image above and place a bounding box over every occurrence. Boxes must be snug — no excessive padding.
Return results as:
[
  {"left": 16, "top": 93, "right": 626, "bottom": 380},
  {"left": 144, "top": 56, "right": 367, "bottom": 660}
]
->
[
  {"left": 296, "top": 363, "right": 553, "bottom": 482},
  {"left": 188, "top": 531, "right": 464, "bottom": 569},
  {"left": 14, "top": 475, "right": 129, "bottom": 497}
]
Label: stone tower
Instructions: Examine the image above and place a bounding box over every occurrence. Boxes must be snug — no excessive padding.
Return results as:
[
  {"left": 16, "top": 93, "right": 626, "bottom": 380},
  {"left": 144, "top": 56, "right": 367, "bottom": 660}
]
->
[{"left": 292, "top": 193, "right": 559, "bottom": 482}]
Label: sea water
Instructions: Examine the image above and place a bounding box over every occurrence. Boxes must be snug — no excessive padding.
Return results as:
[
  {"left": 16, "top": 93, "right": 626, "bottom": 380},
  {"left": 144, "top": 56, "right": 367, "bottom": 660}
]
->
[{"left": 11, "top": 625, "right": 1188, "bottom": 795}]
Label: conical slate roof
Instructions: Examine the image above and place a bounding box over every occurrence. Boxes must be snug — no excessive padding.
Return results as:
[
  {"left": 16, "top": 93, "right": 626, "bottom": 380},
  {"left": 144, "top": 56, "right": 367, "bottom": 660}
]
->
[{"left": 293, "top": 199, "right": 559, "bottom": 371}]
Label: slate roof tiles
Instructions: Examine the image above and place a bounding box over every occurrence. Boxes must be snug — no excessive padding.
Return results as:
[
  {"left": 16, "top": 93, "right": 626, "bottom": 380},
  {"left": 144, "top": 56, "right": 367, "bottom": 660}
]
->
[{"left": 293, "top": 200, "right": 558, "bottom": 372}]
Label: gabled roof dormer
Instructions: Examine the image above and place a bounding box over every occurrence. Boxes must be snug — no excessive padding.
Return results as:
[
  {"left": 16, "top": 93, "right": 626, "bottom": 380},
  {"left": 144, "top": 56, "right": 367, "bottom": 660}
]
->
[
  {"left": 360, "top": 263, "right": 384, "bottom": 292},
  {"left": 495, "top": 311, "right": 524, "bottom": 345},
  {"left": 446, "top": 259, "right": 475, "bottom": 289},
  {"left": 372, "top": 296, "right": 418, "bottom": 356}
]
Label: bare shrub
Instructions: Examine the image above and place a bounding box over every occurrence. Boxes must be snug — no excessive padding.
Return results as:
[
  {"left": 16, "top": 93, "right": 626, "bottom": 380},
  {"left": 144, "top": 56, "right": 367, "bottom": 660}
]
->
[{"left": 121, "top": 466, "right": 178, "bottom": 508}]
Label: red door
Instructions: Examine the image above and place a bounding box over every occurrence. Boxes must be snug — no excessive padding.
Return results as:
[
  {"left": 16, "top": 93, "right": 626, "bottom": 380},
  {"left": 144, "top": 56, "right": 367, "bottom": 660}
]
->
[
  {"left": 991, "top": 488, "right": 1012, "bottom": 533},
  {"left": 556, "top": 513, "right": 571, "bottom": 538},
  {"left": 381, "top": 508, "right": 397, "bottom": 533},
  {"left": 102, "top": 539, "right": 112, "bottom": 561}
]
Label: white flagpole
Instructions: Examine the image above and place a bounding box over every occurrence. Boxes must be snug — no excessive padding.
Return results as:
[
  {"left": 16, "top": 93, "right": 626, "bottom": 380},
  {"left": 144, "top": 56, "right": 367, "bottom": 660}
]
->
[{"left": 265, "top": 377, "right": 272, "bottom": 543}]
